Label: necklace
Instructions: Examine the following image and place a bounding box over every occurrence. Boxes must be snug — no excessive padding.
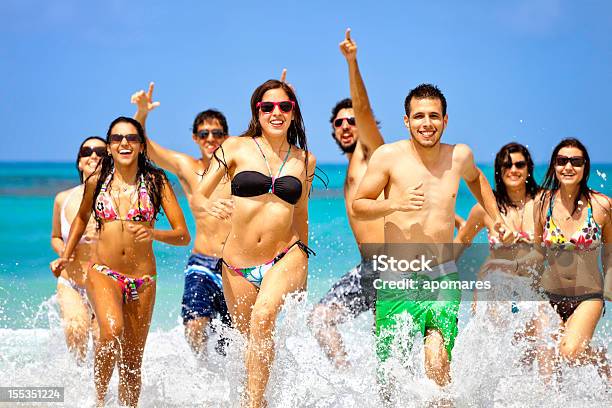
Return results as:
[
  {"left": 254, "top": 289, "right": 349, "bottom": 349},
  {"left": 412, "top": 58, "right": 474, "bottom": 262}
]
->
[{"left": 109, "top": 182, "right": 138, "bottom": 231}]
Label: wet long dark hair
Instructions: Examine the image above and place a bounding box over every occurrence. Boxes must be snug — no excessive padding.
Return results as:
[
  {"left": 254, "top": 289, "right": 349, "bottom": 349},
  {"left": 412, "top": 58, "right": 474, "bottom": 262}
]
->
[
  {"left": 75, "top": 136, "right": 106, "bottom": 183},
  {"left": 540, "top": 137, "right": 591, "bottom": 216},
  {"left": 493, "top": 142, "right": 539, "bottom": 215},
  {"left": 90, "top": 117, "right": 168, "bottom": 228},
  {"left": 214, "top": 79, "right": 310, "bottom": 179}
]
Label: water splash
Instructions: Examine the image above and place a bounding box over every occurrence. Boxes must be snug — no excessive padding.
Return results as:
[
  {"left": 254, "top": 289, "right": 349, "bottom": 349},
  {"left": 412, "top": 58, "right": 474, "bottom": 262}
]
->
[{"left": 0, "top": 284, "right": 610, "bottom": 407}]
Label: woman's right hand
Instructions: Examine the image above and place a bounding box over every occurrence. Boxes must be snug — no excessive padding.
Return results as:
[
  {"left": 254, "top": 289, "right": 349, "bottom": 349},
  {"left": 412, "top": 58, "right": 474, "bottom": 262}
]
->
[
  {"left": 208, "top": 198, "right": 234, "bottom": 220},
  {"left": 191, "top": 194, "right": 233, "bottom": 220},
  {"left": 50, "top": 258, "right": 69, "bottom": 277},
  {"left": 481, "top": 258, "right": 517, "bottom": 276}
]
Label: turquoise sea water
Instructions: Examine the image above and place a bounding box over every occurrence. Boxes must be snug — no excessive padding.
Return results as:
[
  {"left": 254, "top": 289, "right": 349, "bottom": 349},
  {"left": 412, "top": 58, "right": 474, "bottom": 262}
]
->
[
  {"left": 1, "top": 162, "right": 611, "bottom": 407},
  {"left": 0, "top": 162, "right": 611, "bottom": 330}
]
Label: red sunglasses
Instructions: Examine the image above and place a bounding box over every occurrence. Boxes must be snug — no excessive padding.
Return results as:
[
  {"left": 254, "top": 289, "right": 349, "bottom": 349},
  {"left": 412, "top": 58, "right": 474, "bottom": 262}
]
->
[{"left": 256, "top": 100, "right": 295, "bottom": 114}]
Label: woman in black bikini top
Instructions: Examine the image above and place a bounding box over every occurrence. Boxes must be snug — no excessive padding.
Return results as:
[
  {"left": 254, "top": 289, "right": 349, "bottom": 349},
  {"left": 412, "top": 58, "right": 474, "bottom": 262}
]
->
[{"left": 191, "top": 79, "right": 316, "bottom": 408}]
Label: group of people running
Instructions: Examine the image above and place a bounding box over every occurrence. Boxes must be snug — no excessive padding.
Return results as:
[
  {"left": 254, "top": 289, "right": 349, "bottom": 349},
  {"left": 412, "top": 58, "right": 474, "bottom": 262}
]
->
[{"left": 49, "top": 29, "right": 610, "bottom": 407}]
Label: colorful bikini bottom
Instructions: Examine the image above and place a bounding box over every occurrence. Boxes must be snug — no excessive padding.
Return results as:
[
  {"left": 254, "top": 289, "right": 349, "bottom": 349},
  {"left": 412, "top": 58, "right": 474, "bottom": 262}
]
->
[
  {"left": 91, "top": 263, "right": 156, "bottom": 303},
  {"left": 221, "top": 240, "right": 315, "bottom": 288}
]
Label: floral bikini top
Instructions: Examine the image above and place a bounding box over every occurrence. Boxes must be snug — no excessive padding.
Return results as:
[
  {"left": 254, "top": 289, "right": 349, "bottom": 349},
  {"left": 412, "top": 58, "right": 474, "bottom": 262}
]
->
[
  {"left": 94, "top": 171, "right": 154, "bottom": 222},
  {"left": 542, "top": 196, "right": 601, "bottom": 251}
]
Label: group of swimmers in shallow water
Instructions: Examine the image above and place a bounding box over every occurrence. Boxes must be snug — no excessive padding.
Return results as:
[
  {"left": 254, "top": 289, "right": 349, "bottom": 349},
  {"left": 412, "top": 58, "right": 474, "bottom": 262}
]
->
[{"left": 49, "top": 29, "right": 611, "bottom": 407}]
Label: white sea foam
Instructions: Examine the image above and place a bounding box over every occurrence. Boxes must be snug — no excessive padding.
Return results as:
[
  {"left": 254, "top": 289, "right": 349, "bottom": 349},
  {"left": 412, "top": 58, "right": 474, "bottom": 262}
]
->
[{"left": 0, "top": 285, "right": 610, "bottom": 407}]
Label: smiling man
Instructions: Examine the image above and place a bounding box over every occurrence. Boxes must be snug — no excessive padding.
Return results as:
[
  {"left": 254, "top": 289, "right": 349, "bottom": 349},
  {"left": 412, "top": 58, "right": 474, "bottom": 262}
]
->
[
  {"left": 352, "top": 82, "right": 511, "bottom": 388},
  {"left": 132, "top": 84, "right": 232, "bottom": 358}
]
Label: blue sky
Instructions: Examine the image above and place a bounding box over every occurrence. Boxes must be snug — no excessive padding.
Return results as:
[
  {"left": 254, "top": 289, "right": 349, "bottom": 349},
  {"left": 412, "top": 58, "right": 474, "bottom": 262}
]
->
[{"left": 1, "top": 0, "right": 610, "bottom": 163}]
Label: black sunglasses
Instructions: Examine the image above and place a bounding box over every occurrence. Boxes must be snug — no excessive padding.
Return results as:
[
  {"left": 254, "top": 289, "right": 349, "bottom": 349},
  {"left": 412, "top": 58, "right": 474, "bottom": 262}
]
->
[
  {"left": 502, "top": 160, "right": 527, "bottom": 170},
  {"left": 555, "top": 156, "right": 585, "bottom": 167},
  {"left": 79, "top": 146, "right": 106, "bottom": 158},
  {"left": 197, "top": 129, "right": 225, "bottom": 139},
  {"left": 334, "top": 117, "right": 356, "bottom": 128},
  {"left": 109, "top": 134, "right": 140, "bottom": 144}
]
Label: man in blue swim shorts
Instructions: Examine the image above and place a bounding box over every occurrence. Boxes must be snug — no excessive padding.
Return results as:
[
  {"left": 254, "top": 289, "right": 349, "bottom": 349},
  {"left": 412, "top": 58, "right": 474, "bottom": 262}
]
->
[{"left": 133, "top": 85, "right": 232, "bottom": 357}]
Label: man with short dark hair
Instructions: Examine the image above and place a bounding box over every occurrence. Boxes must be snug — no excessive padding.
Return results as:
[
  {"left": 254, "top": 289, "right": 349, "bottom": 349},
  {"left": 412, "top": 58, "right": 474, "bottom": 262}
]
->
[
  {"left": 132, "top": 83, "right": 232, "bottom": 358},
  {"left": 308, "top": 30, "right": 385, "bottom": 368},
  {"left": 350, "top": 40, "right": 511, "bottom": 385}
]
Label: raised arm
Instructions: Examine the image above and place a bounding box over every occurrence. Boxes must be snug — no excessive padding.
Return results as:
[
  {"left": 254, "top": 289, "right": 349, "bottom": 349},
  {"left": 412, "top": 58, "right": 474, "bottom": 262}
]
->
[
  {"left": 293, "top": 153, "right": 317, "bottom": 245},
  {"left": 458, "top": 144, "right": 511, "bottom": 243},
  {"left": 340, "top": 29, "right": 384, "bottom": 157},
  {"left": 50, "top": 192, "right": 66, "bottom": 256},
  {"left": 132, "top": 83, "right": 198, "bottom": 180}
]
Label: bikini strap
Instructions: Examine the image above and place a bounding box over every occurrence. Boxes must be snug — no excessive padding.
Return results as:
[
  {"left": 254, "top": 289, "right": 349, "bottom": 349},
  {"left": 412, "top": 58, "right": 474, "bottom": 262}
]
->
[
  {"left": 252, "top": 137, "right": 292, "bottom": 193},
  {"left": 546, "top": 193, "right": 555, "bottom": 220},
  {"left": 288, "top": 240, "right": 316, "bottom": 258},
  {"left": 100, "top": 169, "right": 114, "bottom": 192}
]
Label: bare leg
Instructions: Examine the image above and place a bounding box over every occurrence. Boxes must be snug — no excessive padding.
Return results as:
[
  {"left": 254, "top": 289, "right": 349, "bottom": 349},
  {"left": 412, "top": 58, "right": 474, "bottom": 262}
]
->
[
  {"left": 86, "top": 269, "right": 125, "bottom": 405},
  {"left": 222, "top": 265, "right": 259, "bottom": 335},
  {"left": 533, "top": 303, "right": 557, "bottom": 382},
  {"left": 118, "top": 282, "right": 156, "bottom": 407},
  {"left": 559, "top": 299, "right": 609, "bottom": 381},
  {"left": 308, "top": 304, "right": 351, "bottom": 368},
  {"left": 245, "top": 248, "right": 308, "bottom": 408},
  {"left": 184, "top": 316, "right": 211, "bottom": 357},
  {"left": 424, "top": 328, "right": 451, "bottom": 387},
  {"left": 57, "top": 282, "right": 91, "bottom": 362}
]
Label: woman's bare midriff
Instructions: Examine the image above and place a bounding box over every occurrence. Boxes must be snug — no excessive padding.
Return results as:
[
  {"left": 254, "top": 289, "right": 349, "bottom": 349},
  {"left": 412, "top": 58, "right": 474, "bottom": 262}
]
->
[
  {"left": 94, "top": 221, "right": 157, "bottom": 276},
  {"left": 222, "top": 197, "right": 298, "bottom": 266}
]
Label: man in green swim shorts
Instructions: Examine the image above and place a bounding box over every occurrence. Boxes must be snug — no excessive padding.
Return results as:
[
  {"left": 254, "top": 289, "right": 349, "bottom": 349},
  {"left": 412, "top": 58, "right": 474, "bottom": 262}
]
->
[{"left": 347, "top": 34, "right": 512, "bottom": 386}]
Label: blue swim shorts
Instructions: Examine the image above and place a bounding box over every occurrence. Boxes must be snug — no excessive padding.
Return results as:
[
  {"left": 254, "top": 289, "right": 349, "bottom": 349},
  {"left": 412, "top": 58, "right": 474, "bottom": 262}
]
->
[{"left": 181, "top": 253, "right": 231, "bottom": 325}]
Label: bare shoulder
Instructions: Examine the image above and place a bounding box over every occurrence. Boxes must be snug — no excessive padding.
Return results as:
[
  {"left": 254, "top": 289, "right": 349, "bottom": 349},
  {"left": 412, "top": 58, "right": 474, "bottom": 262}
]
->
[
  {"left": 451, "top": 143, "right": 474, "bottom": 162},
  {"left": 177, "top": 153, "right": 203, "bottom": 173},
  {"left": 212, "top": 136, "right": 244, "bottom": 159},
  {"left": 371, "top": 140, "right": 404, "bottom": 161},
  {"left": 591, "top": 191, "right": 611, "bottom": 215},
  {"left": 305, "top": 150, "right": 317, "bottom": 170},
  {"left": 54, "top": 189, "right": 70, "bottom": 206}
]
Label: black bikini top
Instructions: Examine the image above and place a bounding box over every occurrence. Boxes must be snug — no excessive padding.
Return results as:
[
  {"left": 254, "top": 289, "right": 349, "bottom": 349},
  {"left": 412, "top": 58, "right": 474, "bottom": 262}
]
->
[{"left": 231, "top": 137, "right": 302, "bottom": 205}]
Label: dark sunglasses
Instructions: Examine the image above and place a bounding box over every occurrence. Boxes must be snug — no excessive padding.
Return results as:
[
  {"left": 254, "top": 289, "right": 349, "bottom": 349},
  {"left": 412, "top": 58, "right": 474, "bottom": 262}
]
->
[
  {"left": 555, "top": 156, "right": 585, "bottom": 167},
  {"left": 256, "top": 100, "right": 295, "bottom": 114},
  {"left": 502, "top": 160, "right": 527, "bottom": 170},
  {"left": 79, "top": 146, "right": 106, "bottom": 158},
  {"left": 196, "top": 129, "right": 225, "bottom": 139},
  {"left": 109, "top": 134, "right": 140, "bottom": 144},
  {"left": 334, "top": 116, "right": 356, "bottom": 128}
]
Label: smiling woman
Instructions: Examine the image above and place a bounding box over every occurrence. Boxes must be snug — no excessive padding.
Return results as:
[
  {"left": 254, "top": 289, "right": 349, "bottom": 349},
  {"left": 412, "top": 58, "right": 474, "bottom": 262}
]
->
[
  {"left": 50, "top": 135, "right": 106, "bottom": 363},
  {"left": 191, "top": 79, "right": 316, "bottom": 408},
  {"left": 50, "top": 116, "right": 190, "bottom": 407}
]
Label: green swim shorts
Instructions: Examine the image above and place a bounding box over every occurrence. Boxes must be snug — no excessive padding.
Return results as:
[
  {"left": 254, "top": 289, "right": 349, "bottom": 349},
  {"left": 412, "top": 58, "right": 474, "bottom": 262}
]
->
[{"left": 375, "top": 261, "right": 461, "bottom": 362}]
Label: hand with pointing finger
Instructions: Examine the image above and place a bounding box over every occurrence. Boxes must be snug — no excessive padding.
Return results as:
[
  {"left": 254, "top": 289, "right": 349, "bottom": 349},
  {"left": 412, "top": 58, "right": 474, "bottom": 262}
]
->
[
  {"left": 392, "top": 182, "right": 425, "bottom": 212},
  {"left": 279, "top": 68, "right": 296, "bottom": 93},
  {"left": 131, "top": 82, "right": 160, "bottom": 117},
  {"left": 339, "top": 28, "right": 357, "bottom": 62}
]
